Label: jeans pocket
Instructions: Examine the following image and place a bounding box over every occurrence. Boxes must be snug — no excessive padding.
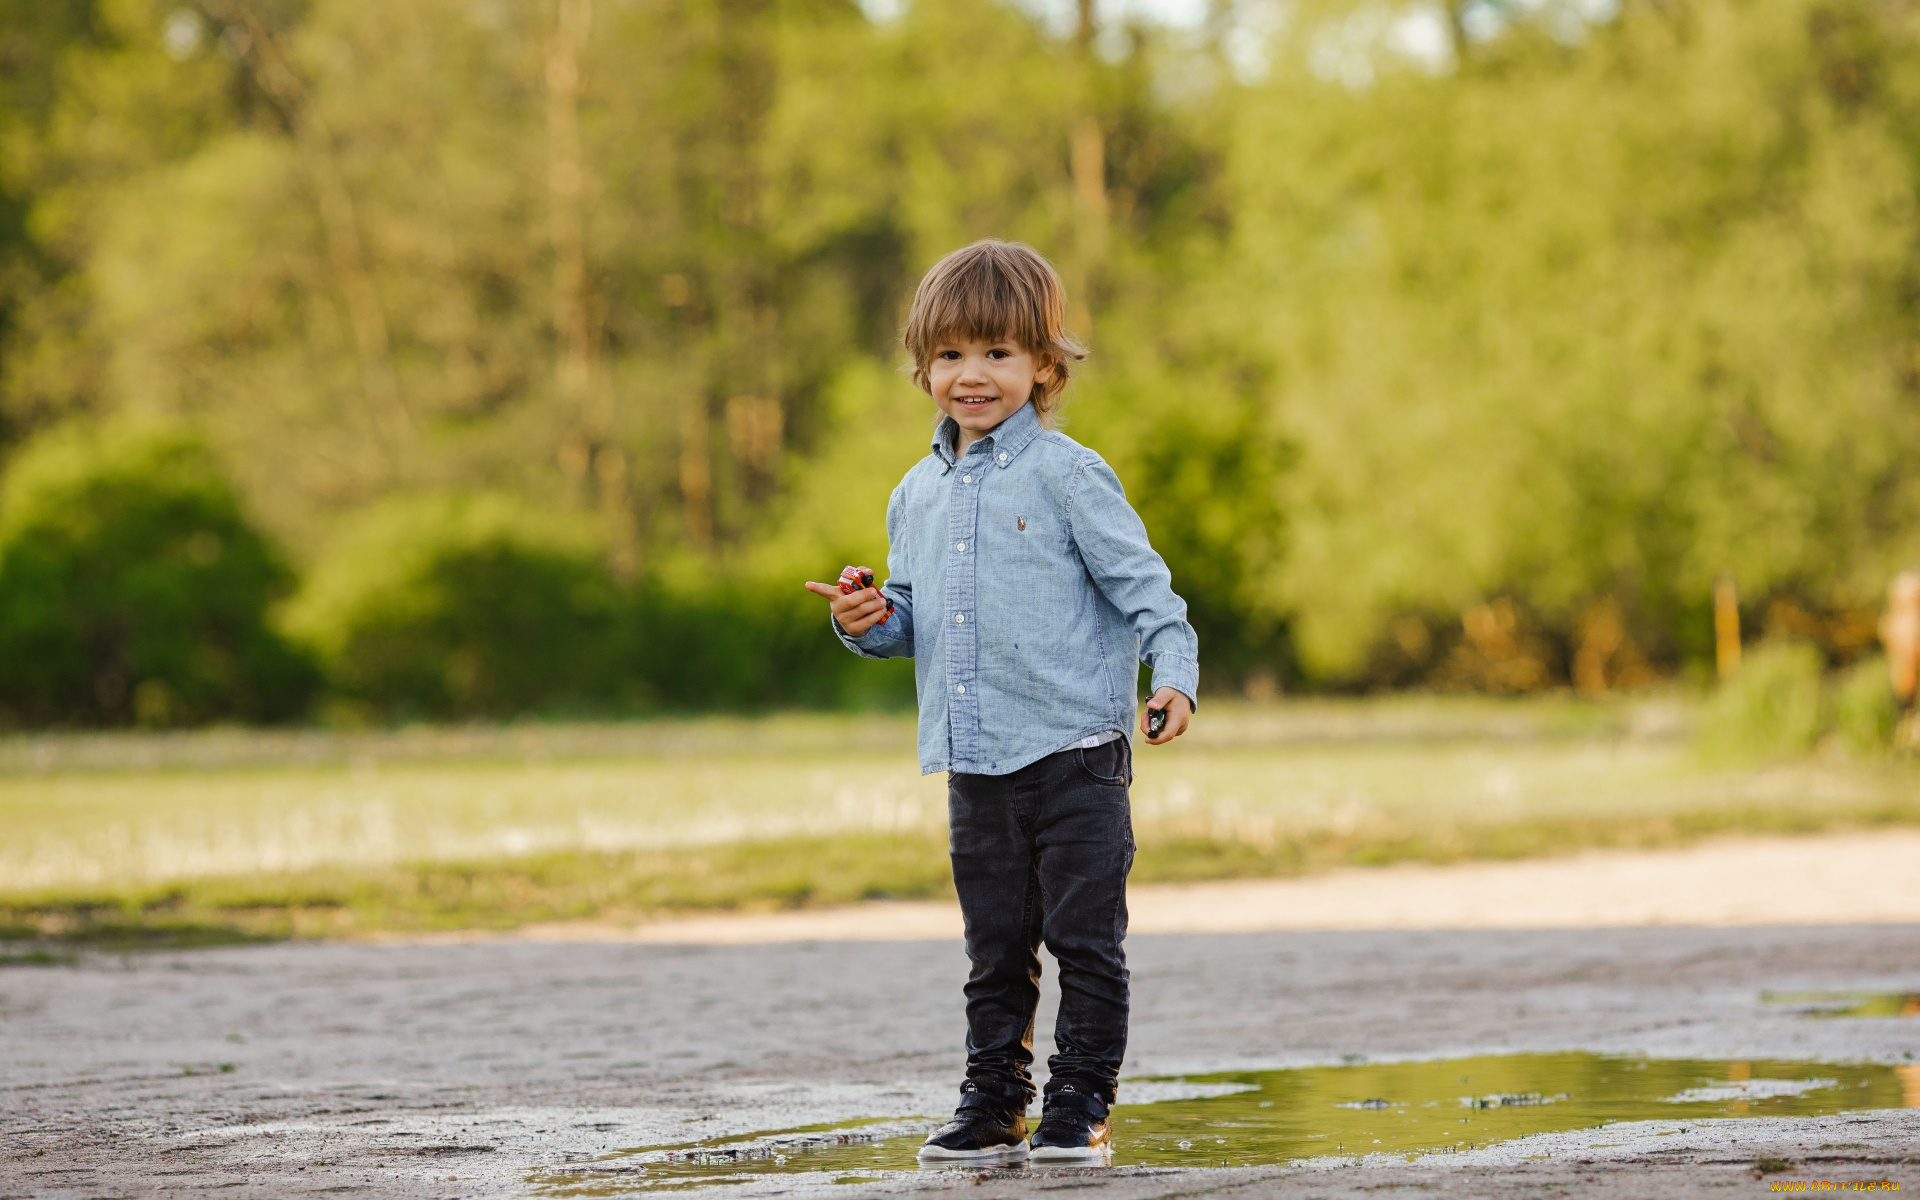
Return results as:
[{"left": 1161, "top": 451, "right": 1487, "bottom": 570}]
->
[{"left": 1076, "top": 738, "right": 1130, "bottom": 786}]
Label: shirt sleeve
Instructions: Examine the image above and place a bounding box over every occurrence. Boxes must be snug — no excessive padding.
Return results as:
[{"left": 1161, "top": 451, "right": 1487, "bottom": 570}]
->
[
  {"left": 834, "top": 482, "right": 916, "bottom": 660},
  {"left": 1065, "top": 454, "right": 1200, "bottom": 707}
]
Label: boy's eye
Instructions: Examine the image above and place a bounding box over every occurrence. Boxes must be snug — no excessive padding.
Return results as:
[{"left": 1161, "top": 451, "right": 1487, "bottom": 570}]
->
[
  {"left": 987, "top": 349, "right": 1009, "bottom": 360},
  {"left": 938, "top": 350, "right": 960, "bottom": 360}
]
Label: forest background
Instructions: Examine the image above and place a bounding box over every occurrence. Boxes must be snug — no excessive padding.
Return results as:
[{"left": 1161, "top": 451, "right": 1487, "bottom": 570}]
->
[{"left": 2, "top": 0, "right": 1918, "bottom": 728}]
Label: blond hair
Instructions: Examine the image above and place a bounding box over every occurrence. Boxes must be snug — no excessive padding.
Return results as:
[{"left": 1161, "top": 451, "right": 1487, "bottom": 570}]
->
[{"left": 903, "top": 240, "right": 1088, "bottom": 422}]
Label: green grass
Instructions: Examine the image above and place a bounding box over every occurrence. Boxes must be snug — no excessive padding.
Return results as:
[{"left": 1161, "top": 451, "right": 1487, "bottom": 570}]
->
[{"left": 4, "top": 694, "right": 1918, "bottom": 947}]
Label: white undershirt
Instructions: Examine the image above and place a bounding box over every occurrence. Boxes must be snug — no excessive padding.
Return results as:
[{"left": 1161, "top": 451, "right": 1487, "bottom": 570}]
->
[{"left": 1073, "top": 730, "right": 1124, "bottom": 749}]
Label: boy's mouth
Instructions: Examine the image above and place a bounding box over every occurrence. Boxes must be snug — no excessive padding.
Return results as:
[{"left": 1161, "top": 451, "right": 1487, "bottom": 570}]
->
[{"left": 952, "top": 395, "right": 998, "bottom": 410}]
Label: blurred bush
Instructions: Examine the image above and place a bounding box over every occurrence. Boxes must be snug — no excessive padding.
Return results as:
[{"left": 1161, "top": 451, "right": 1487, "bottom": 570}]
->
[
  {"left": 285, "top": 493, "right": 915, "bottom": 722},
  {"left": 1695, "top": 640, "right": 1910, "bottom": 759},
  {"left": 632, "top": 576, "right": 913, "bottom": 713},
  {"left": 1831, "top": 656, "right": 1900, "bottom": 756},
  {"left": 284, "top": 495, "right": 631, "bottom": 720},
  {"left": 1697, "top": 640, "right": 1828, "bottom": 758},
  {"left": 0, "top": 425, "right": 317, "bottom": 726}
]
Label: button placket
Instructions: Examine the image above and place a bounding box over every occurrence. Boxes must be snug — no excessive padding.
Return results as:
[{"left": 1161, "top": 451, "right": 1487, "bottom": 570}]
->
[{"left": 945, "top": 449, "right": 983, "bottom": 767}]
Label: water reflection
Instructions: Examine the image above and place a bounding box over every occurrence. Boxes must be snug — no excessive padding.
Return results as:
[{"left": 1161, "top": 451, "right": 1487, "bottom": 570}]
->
[
  {"left": 529, "top": 1052, "right": 1919, "bottom": 1194},
  {"left": 1761, "top": 990, "right": 1920, "bottom": 1020}
]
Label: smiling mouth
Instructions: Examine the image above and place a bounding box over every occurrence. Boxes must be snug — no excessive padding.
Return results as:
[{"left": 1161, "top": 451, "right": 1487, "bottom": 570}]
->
[{"left": 953, "top": 395, "right": 998, "bottom": 408}]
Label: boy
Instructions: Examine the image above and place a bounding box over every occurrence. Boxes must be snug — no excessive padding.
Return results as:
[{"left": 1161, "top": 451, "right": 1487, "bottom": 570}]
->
[{"left": 804, "top": 240, "right": 1197, "bottom": 1164}]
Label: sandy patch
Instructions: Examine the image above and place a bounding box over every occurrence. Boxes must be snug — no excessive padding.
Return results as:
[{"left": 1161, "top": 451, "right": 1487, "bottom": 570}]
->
[{"left": 394, "top": 829, "right": 1920, "bottom": 945}]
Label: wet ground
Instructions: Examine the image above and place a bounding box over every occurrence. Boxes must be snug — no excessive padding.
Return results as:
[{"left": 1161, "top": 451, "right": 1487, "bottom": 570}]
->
[{"left": 4, "top": 924, "right": 1920, "bottom": 1198}]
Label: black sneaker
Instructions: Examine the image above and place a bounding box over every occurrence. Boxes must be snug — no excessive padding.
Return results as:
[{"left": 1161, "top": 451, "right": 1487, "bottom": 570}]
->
[
  {"left": 917, "top": 1100, "right": 1029, "bottom": 1163},
  {"left": 1027, "top": 1089, "right": 1111, "bottom": 1164}
]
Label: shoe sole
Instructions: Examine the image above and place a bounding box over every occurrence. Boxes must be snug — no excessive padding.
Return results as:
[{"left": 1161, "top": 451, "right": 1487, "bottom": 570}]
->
[
  {"left": 916, "top": 1143, "right": 1029, "bottom": 1164},
  {"left": 1028, "top": 1144, "right": 1112, "bottom": 1164}
]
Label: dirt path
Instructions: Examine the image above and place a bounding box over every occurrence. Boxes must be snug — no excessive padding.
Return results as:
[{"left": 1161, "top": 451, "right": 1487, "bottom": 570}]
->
[
  {"left": 465, "top": 829, "right": 1920, "bottom": 946},
  {"left": 9, "top": 832, "right": 1920, "bottom": 1198}
]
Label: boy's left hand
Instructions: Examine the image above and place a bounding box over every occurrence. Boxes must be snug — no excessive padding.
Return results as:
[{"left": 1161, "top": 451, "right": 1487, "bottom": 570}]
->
[{"left": 1141, "top": 688, "right": 1192, "bottom": 745}]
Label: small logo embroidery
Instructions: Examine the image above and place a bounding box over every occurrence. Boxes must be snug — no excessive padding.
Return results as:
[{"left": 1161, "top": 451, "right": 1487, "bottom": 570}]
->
[{"left": 1017, "top": 516, "right": 1027, "bottom": 531}]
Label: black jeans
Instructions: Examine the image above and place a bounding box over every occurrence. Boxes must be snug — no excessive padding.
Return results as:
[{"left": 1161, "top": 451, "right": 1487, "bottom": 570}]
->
[{"left": 947, "top": 737, "right": 1134, "bottom": 1114}]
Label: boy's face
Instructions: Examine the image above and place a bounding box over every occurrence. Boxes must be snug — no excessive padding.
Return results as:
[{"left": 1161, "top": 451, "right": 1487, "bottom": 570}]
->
[{"left": 927, "top": 335, "right": 1054, "bottom": 446}]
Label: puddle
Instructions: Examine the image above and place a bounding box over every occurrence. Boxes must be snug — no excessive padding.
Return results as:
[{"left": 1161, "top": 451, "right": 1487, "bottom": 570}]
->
[
  {"left": 529, "top": 1053, "right": 1920, "bottom": 1193},
  {"left": 1762, "top": 991, "right": 1920, "bottom": 1020}
]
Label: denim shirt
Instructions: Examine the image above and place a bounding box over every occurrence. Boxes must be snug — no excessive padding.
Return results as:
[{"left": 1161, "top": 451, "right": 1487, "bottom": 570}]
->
[{"left": 835, "top": 401, "right": 1199, "bottom": 776}]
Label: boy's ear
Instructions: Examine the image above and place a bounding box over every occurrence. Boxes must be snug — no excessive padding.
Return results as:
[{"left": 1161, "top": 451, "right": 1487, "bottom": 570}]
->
[{"left": 1032, "top": 357, "right": 1056, "bottom": 385}]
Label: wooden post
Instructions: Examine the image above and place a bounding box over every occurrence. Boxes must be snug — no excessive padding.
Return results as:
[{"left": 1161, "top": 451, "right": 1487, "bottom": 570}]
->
[
  {"left": 1713, "top": 576, "right": 1741, "bottom": 679},
  {"left": 1883, "top": 570, "right": 1920, "bottom": 703}
]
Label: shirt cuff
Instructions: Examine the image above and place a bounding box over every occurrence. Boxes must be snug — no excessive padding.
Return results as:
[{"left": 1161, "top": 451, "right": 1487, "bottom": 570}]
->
[
  {"left": 833, "top": 612, "right": 898, "bottom": 660},
  {"left": 1149, "top": 653, "right": 1199, "bottom": 711}
]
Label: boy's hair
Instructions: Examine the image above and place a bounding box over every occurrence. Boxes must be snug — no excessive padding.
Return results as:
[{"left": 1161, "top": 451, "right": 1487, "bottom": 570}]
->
[{"left": 903, "top": 240, "right": 1088, "bottom": 422}]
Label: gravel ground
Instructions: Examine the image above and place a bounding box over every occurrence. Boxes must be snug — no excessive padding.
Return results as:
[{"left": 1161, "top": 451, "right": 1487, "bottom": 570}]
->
[{"left": 5, "top": 924, "right": 1919, "bottom": 1198}]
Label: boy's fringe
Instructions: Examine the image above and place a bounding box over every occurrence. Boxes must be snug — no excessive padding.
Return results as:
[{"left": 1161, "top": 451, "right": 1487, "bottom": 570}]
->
[{"left": 903, "top": 240, "right": 1088, "bottom": 424}]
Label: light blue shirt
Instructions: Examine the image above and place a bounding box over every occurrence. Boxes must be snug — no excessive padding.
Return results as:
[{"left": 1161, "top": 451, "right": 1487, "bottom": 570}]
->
[{"left": 835, "top": 401, "right": 1199, "bottom": 775}]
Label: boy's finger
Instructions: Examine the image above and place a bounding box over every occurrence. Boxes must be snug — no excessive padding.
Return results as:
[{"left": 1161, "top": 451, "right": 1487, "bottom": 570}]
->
[
  {"left": 836, "top": 593, "right": 887, "bottom": 623},
  {"left": 804, "top": 581, "right": 841, "bottom": 598}
]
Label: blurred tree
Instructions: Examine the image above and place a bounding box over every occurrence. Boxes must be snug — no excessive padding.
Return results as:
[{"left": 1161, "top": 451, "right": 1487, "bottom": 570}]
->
[
  {"left": 5, "top": 0, "right": 1920, "bottom": 719},
  {"left": 0, "top": 0, "right": 244, "bottom": 448},
  {"left": 0, "top": 0, "right": 97, "bottom": 450},
  {"left": 1229, "top": 0, "right": 1920, "bottom": 681}
]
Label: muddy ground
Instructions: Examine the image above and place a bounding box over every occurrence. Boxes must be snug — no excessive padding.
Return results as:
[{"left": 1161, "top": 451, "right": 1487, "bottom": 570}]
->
[{"left": 4, "top": 924, "right": 1919, "bottom": 1198}]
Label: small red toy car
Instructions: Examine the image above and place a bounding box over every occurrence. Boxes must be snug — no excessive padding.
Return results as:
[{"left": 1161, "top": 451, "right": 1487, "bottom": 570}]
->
[{"left": 838, "top": 565, "right": 893, "bottom": 625}]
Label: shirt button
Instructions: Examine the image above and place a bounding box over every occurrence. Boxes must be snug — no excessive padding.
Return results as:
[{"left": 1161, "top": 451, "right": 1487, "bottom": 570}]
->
[
  {"left": 956, "top": 541, "right": 966, "bottom": 552},
  {"left": 997, "top": 452, "right": 1007, "bottom": 463},
  {"left": 955, "top": 613, "right": 965, "bottom": 624},
  {"left": 955, "top": 684, "right": 965, "bottom": 694},
  {"left": 962, "top": 474, "right": 972, "bottom": 483}
]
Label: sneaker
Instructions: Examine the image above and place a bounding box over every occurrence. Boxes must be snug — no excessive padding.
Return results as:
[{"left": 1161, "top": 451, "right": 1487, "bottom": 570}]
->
[
  {"left": 1028, "top": 1089, "right": 1112, "bottom": 1164},
  {"left": 917, "top": 1101, "right": 1029, "bottom": 1163}
]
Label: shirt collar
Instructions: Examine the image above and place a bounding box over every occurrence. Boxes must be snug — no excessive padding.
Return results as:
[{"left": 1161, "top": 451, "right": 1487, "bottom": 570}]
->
[{"left": 931, "top": 401, "right": 1044, "bottom": 473}]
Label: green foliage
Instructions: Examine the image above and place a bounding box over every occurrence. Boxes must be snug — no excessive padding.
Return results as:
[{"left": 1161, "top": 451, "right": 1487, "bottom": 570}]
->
[
  {"left": 1232, "top": 0, "right": 1920, "bottom": 677},
  {"left": 1832, "top": 655, "right": 1900, "bottom": 755},
  {"left": 5, "top": 0, "right": 1920, "bottom": 713},
  {"left": 1120, "top": 409, "right": 1294, "bottom": 688},
  {"left": 284, "top": 490, "right": 916, "bottom": 720},
  {"left": 1697, "top": 641, "right": 1829, "bottom": 758},
  {"left": 1, "top": 0, "right": 246, "bottom": 445},
  {"left": 0, "top": 423, "right": 317, "bottom": 725},
  {"left": 1697, "top": 646, "right": 1907, "bottom": 759},
  {"left": 632, "top": 576, "right": 915, "bottom": 712},
  {"left": 285, "top": 494, "right": 630, "bottom": 720}
]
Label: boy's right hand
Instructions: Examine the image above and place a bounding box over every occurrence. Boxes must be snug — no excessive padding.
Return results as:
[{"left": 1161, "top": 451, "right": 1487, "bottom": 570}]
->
[{"left": 805, "top": 576, "right": 891, "bottom": 636}]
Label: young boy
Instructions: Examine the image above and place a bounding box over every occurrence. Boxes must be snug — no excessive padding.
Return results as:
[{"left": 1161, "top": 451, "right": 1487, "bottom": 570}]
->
[{"left": 805, "top": 240, "right": 1197, "bottom": 1164}]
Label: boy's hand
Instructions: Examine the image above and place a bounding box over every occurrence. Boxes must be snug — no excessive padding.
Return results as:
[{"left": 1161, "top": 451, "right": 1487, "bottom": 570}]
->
[
  {"left": 805, "top": 576, "right": 891, "bottom": 636},
  {"left": 1141, "top": 687, "right": 1192, "bottom": 745}
]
